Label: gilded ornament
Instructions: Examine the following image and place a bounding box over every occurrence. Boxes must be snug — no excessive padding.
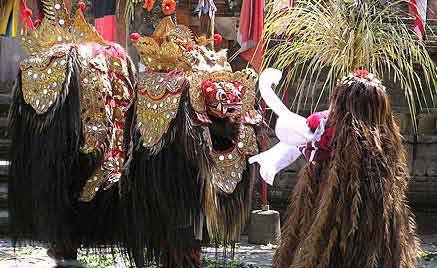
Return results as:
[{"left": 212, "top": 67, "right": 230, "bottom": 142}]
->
[
  {"left": 79, "top": 53, "right": 133, "bottom": 201},
  {"left": 206, "top": 125, "right": 258, "bottom": 194},
  {"left": 70, "top": 9, "right": 106, "bottom": 46},
  {"left": 20, "top": 45, "right": 70, "bottom": 114},
  {"left": 19, "top": 0, "right": 133, "bottom": 202},
  {"left": 79, "top": 169, "right": 106, "bottom": 202},
  {"left": 136, "top": 73, "right": 187, "bottom": 147},
  {"left": 79, "top": 57, "right": 109, "bottom": 153},
  {"left": 20, "top": 3, "right": 107, "bottom": 54},
  {"left": 41, "top": 0, "right": 71, "bottom": 26}
]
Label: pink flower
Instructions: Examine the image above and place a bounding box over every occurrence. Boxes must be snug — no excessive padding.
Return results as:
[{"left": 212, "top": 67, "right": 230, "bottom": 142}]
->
[
  {"left": 76, "top": 2, "right": 86, "bottom": 11},
  {"left": 353, "top": 69, "right": 369, "bottom": 78},
  {"left": 130, "top": 33, "right": 141, "bottom": 42},
  {"left": 213, "top": 34, "right": 223, "bottom": 44}
]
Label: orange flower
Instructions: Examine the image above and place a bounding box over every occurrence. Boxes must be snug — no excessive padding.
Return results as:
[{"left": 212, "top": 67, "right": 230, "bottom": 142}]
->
[
  {"left": 161, "top": 0, "right": 176, "bottom": 15},
  {"left": 143, "top": 0, "right": 156, "bottom": 11}
]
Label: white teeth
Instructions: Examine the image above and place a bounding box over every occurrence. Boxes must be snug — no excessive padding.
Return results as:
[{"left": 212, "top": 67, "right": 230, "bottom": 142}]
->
[{"left": 222, "top": 105, "right": 228, "bottom": 114}]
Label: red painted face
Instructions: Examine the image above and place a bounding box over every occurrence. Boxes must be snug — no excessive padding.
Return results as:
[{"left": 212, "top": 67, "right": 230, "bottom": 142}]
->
[{"left": 201, "top": 80, "right": 243, "bottom": 118}]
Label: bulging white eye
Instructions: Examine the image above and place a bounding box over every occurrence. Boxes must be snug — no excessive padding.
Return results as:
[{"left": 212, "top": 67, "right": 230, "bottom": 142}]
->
[{"left": 216, "top": 89, "right": 227, "bottom": 101}]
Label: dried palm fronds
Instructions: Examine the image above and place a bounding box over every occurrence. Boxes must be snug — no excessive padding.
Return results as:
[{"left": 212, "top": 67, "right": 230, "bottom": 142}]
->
[{"left": 263, "top": 0, "right": 437, "bottom": 128}]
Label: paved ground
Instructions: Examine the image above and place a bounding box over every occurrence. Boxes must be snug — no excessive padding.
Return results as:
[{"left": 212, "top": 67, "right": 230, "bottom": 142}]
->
[{"left": 1, "top": 235, "right": 437, "bottom": 268}]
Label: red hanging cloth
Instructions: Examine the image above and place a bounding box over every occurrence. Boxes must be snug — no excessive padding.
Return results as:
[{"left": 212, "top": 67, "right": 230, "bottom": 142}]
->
[
  {"left": 237, "top": 0, "right": 265, "bottom": 72},
  {"left": 409, "top": 0, "right": 427, "bottom": 39}
]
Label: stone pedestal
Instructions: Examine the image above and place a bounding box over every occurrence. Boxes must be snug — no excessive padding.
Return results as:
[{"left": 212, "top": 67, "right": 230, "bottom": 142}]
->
[{"left": 248, "top": 209, "right": 281, "bottom": 245}]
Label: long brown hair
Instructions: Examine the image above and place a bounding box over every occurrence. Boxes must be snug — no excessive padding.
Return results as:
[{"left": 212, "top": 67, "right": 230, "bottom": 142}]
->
[{"left": 274, "top": 76, "right": 419, "bottom": 268}]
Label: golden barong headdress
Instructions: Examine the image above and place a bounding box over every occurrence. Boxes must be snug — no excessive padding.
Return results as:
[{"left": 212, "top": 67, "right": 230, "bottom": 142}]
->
[
  {"left": 130, "top": 17, "right": 230, "bottom": 72},
  {"left": 20, "top": 0, "right": 107, "bottom": 54}
]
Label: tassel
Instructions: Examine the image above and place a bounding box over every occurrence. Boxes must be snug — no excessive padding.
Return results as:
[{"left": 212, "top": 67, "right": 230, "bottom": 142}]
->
[{"left": 19, "top": 0, "right": 35, "bottom": 32}]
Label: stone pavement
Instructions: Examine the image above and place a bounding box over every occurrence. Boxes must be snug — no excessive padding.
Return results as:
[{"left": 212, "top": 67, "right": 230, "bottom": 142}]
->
[{"left": 2, "top": 235, "right": 437, "bottom": 268}]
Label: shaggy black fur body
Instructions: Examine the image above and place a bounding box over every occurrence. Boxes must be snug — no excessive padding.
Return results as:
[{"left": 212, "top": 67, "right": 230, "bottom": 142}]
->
[
  {"left": 8, "top": 48, "right": 128, "bottom": 254},
  {"left": 122, "top": 85, "right": 206, "bottom": 268}
]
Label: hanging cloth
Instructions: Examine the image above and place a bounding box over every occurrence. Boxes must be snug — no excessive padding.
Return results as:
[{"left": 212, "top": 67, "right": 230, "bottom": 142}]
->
[
  {"left": 93, "top": 0, "right": 117, "bottom": 42},
  {"left": 0, "top": 0, "right": 20, "bottom": 37},
  {"left": 236, "top": 0, "right": 264, "bottom": 71},
  {"left": 409, "top": 0, "right": 428, "bottom": 39}
]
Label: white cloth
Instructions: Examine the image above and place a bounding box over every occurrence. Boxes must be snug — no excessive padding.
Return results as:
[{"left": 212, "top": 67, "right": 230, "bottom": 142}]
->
[
  {"left": 249, "top": 68, "right": 315, "bottom": 185},
  {"left": 249, "top": 142, "right": 301, "bottom": 185}
]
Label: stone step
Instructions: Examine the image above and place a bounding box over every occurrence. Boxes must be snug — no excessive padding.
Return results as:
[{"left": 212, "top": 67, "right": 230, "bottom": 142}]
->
[
  {"left": 0, "top": 94, "right": 12, "bottom": 105},
  {"left": 0, "top": 165, "right": 8, "bottom": 231},
  {"left": 0, "top": 139, "right": 11, "bottom": 160},
  {"left": 0, "top": 210, "right": 8, "bottom": 236}
]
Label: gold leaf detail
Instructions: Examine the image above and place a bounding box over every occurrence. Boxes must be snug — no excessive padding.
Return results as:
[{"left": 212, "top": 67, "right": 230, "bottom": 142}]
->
[
  {"left": 20, "top": 46, "right": 69, "bottom": 114},
  {"left": 136, "top": 72, "right": 186, "bottom": 147}
]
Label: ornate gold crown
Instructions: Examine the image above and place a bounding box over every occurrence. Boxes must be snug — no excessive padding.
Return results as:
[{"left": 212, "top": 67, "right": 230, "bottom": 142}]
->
[
  {"left": 20, "top": 1, "right": 106, "bottom": 54},
  {"left": 131, "top": 17, "right": 230, "bottom": 72},
  {"left": 131, "top": 17, "right": 195, "bottom": 72}
]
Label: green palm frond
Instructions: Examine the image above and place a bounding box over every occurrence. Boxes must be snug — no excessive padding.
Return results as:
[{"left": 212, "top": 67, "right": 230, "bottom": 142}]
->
[{"left": 263, "top": 0, "right": 437, "bottom": 129}]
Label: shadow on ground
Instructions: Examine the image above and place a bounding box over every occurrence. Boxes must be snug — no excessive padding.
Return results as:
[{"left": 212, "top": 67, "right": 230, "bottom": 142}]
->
[{"left": 2, "top": 235, "right": 437, "bottom": 268}]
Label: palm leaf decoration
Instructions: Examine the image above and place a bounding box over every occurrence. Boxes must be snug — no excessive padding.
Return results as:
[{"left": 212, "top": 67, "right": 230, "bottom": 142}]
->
[{"left": 263, "top": 0, "right": 437, "bottom": 129}]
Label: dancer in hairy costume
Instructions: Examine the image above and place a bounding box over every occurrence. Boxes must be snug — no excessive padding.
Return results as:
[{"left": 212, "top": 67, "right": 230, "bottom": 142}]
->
[
  {"left": 250, "top": 69, "right": 419, "bottom": 268},
  {"left": 9, "top": 1, "right": 135, "bottom": 265}
]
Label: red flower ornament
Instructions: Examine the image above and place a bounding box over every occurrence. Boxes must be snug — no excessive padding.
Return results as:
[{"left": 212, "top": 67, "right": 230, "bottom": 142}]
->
[
  {"left": 213, "top": 34, "right": 223, "bottom": 44},
  {"left": 76, "top": 2, "right": 86, "bottom": 11},
  {"left": 130, "top": 33, "right": 141, "bottom": 42},
  {"left": 143, "top": 0, "right": 156, "bottom": 11}
]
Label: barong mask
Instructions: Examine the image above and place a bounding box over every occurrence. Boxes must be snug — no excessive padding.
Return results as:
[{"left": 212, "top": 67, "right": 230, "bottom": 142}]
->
[{"left": 16, "top": 1, "right": 135, "bottom": 202}]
